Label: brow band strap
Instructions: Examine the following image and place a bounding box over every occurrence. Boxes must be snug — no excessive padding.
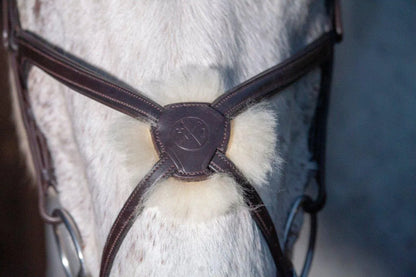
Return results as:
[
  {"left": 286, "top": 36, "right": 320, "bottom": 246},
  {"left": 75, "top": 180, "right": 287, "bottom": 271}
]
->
[
  {"left": 16, "top": 32, "right": 163, "bottom": 122},
  {"left": 209, "top": 151, "right": 294, "bottom": 277},
  {"left": 211, "top": 32, "right": 335, "bottom": 118},
  {"left": 3, "top": 0, "right": 163, "bottom": 124}
]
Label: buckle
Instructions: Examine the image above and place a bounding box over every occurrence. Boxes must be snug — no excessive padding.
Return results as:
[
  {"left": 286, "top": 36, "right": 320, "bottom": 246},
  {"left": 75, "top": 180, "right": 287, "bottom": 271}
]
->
[
  {"left": 2, "top": 0, "right": 9, "bottom": 49},
  {"left": 2, "top": 0, "right": 18, "bottom": 51},
  {"left": 334, "top": 0, "right": 343, "bottom": 42},
  {"left": 2, "top": 26, "right": 8, "bottom": 49}
]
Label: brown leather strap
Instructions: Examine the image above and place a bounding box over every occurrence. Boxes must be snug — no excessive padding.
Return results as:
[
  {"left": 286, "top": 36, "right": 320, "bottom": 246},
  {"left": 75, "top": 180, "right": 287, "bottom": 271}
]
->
[
  {"left": 15, "top": 31, "right": 163, "bottom": 123},
  {"left": 211, "top": 32, "right": 335, "bottom": 118},
  {"left": 2, "top": 0, "right": 18, "bottom": 51},
  {"left": 3, "top": 0, "right": 163, "bottom": 123},
  {"left": 209, "top": 151, "right": 294, "bottom": 277},
  {"left": 9, "top": 53, "right": 61, "bottom": 223},
  {"left": 99, "top": 157, "right": 176, "bottom": 277},
  {"left": 303, "top": 54, "right": 333, "bottom": 214}
]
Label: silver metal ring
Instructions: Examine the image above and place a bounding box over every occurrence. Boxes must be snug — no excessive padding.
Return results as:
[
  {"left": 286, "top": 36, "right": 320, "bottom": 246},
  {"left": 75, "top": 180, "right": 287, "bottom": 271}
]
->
[
  {"left": 52, "top": 209, "right": 87, "bottom": 277},
  {"left": 283, "top": 196, "right": 317, "bottom": 277}
]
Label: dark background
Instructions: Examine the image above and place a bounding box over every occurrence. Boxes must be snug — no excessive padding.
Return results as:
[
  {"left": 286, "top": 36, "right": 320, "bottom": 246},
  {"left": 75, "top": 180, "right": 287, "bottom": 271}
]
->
[
  {"left": 0, "top": 1, "right": 415, "bottom": 276},
  {"left": 0, "top": 27, "right": 45, "bottom": 277}
]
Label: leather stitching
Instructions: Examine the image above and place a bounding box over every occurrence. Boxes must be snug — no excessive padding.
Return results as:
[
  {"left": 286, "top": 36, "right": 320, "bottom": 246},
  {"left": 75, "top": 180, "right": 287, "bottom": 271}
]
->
[
  {"left": 19, "top": 39, "right": 162, "bottom": 121},
  {"left": 20, "top": 36, "right": 164, "bottom": 111},
  {"left": 101, "top": 157, "right": 175, "bottom": 276},
  {"left": 212, "top": 33, "right": 332, "bottom": 117}
]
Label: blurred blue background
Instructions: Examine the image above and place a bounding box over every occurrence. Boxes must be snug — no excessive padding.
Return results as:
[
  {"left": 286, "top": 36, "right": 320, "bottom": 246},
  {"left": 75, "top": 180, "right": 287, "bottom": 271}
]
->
[{"left": 299, "top": 1, "right": 416, "bottom": 276}]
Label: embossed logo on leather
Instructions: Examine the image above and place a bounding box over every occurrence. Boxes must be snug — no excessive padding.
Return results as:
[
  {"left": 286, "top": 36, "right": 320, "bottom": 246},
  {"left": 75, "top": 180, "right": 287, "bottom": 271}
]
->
[
  {"left": 152, "top": 103, "right": 230, "bottom": 180},
  {"left": 170, "top": 117, "right": 209, "bottom": 151}
]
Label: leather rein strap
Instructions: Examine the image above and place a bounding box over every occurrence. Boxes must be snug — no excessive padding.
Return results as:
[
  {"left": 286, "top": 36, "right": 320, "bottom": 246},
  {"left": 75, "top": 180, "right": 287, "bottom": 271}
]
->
[{"left": 2, "top": 0, "right": 342, "bottom": 276}]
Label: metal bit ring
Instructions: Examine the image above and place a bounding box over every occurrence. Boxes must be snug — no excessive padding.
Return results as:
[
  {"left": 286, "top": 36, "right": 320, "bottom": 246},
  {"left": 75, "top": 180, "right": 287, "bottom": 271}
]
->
[
  {"left": 52, "top": 209, "right": 87, "bottom": 277},
  {"left": 283, "top": 195, "right": 318, "bottom": 277}
]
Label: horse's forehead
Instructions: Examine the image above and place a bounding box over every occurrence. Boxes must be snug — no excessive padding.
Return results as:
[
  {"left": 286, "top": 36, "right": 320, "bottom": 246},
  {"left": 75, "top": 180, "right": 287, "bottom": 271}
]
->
[
  {"left": 19, "top": 0, "right": 316, "bottom": 88},
  {"left": 18, "top": 0, "right": 328, "bottom": 275}
]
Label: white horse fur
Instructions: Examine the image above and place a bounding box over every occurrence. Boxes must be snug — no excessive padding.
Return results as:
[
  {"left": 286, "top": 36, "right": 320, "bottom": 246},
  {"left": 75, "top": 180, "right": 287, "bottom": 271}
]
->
[{"left": 13, "top": 0, "right": 329, "bottom": 276}]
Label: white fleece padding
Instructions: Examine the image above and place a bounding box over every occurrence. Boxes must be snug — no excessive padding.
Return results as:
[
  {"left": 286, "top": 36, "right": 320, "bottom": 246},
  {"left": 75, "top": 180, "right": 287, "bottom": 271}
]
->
[
  {"left": 110, "top": 66, "right": 271, "bottom": 222},
  {"left": 108, "top": 116, "right": 159, "bottom": 189},
  {"left": 145, "top": 175, "right": 243, "bottom": 222},
  {"left": 14, "top": 1, "right": 329, "bottom": 276},
  {"left": 142, "top": 65, "right": 225, "bottom": 105},
  {"left": 228, "top": 103, "right": 280, "bottom": 186}
]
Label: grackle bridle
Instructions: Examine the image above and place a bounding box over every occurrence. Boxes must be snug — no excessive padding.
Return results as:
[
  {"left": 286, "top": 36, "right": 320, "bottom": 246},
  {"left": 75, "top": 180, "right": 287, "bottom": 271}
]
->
[{"left": 2, "top": 0, "right": 342, "bottom": 276}]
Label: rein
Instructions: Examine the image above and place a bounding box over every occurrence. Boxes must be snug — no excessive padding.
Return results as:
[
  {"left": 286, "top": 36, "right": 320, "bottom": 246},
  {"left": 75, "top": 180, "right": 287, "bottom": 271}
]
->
[{"left": 2, "top": 0, "right": 342, "bottom": 276}]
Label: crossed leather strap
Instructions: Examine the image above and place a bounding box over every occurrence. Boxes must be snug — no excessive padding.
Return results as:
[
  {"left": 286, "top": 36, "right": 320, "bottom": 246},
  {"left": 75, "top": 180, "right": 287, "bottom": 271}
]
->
[{"left": 3, "top": 0, "right": 342, "bottom": 276}]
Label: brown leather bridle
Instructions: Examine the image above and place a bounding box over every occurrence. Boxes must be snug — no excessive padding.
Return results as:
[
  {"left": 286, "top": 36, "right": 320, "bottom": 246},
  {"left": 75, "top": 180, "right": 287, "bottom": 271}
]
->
[{"left": 2, "top": 0, "right": 342, "bottom": 276}]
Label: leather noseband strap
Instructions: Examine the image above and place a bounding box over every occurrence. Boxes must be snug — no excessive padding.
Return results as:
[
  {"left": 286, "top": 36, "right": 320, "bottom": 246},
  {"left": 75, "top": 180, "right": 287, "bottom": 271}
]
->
[{"left": 3, "top": 0, "right": 342, "bottom": 276}]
